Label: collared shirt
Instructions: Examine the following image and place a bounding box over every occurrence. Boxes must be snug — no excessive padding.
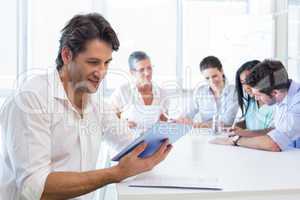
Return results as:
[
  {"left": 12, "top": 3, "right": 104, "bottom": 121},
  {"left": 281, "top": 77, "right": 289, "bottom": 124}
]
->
[
  {"left": 0, "top": 70, "right": 133, "bottom": 200},
  {"left": 110, "top": 82, "right": 169, "bottom": 125},
  {"left": 267, "top": 80, "right": 300, "bottom": 151},
  {"left": 186, "top": 81, "right": 238, "bottom": 126},
  {"left": 244, "top": 98, "right": 275, "bottom": 130}
]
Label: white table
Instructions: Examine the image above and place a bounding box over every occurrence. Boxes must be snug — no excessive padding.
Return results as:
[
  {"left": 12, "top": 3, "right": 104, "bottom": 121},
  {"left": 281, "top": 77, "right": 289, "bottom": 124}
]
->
[{"left": 117, "top": 130, "right": 300, "bottom": 200}]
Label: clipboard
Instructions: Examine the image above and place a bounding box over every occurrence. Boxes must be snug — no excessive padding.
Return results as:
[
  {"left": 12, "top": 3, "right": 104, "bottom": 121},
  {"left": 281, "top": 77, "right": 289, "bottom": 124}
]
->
[{"left": 111, "top": 122, "right": 192, "bottom": 161}]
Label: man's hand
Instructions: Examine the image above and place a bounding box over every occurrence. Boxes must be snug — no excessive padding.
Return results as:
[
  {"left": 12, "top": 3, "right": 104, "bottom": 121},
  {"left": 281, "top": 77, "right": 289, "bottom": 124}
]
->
[{"left": 115, "top": 140, "right": 172, "bottom": 181}]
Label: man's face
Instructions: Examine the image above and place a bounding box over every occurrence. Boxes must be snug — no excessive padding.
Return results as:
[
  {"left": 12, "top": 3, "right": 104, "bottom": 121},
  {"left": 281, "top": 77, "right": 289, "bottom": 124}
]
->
[
  {"left": 66, "top": 39, "right": 113, "bottom": 93},
  {"left": 131, "top": 59, "right": 152, "bottom": 85},
  {"left": 252, "top": 88, "right": 276, "bottom": 105}
]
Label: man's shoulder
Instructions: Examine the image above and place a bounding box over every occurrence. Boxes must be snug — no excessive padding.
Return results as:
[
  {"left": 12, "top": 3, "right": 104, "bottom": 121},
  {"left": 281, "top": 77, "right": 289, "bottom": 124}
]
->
[
  {"left": 19, "top": 73, "right": 50, "bottom": 93},
  {"left": 10, "top": 73, "right": 51, "bottom": 107}
]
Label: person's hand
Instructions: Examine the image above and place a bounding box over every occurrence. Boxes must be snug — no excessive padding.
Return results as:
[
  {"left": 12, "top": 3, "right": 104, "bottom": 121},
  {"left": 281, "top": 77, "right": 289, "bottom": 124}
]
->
[
  {"left": 115, "top": 140, "right": 172, "bottom": 181},
  {"left": 127, "top": 121, "right": 137, "bottom": 129},
  {"left": 174, "top": 117, "right": 193, "bottom": 125},
  {"left": 228, "top": 127, "right": 247, "bottom": 137},
  {"left": 193, "top": 122, "right": 210, "bottom": 128},
  {"left": 209, "top": 137, "right": 234, "bottom": 145}
]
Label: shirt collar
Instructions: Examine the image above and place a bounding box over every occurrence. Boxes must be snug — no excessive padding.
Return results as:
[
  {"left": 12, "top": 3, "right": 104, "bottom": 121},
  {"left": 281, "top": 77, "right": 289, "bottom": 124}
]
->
[
  {"left": 208, "top": 78, "right": 230, "bottom": 96},
  {"left": 48, "top": 69, "right": 69, "bottom": 100},
  {"left": 48, "top": 69, "right": 95, "bottom": 114},
  {"left": 278, "top": 80, "right": 299, "bottom": 106}
]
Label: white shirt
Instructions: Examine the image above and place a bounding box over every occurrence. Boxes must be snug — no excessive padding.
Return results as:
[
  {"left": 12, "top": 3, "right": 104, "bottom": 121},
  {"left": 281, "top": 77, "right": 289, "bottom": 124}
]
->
[
  {"left": 0, "top": 70, "right": 133, "bottom": 200},
  {"left": 186, "top": 80, "right": 238, "bottom": 125},
  {"left": 109, "top": 82, "right": 170, "bottom": 130}
]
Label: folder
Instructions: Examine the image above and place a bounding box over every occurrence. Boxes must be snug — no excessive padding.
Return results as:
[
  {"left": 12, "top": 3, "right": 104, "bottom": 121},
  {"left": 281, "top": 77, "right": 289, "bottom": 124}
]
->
[
  {"left": 129, "top": 173, "right": 222, "bottom": 190},
  {"left": 111, "top": 122, "right": 192, "bottom": 161}
]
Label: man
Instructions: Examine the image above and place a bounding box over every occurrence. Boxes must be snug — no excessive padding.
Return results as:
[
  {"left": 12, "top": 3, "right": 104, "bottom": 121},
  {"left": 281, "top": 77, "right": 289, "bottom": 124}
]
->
[
  {"left": 211, "top": 59, "right": 300, "bottom": 152},
  {"left": 0, "top": 13, "right": 171, "bottom": 200}
]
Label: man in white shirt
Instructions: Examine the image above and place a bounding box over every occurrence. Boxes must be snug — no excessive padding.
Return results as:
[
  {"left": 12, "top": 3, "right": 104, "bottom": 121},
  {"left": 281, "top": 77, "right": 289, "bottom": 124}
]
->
[{"left": 0, "top": 13, "right": 172, "bottom": 200}]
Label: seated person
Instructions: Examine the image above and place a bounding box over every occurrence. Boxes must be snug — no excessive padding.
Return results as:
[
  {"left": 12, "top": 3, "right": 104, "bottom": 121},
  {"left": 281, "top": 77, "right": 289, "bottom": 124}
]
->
[
  {"left": 110, "top": 51, "right": 169, "bottom": 129},
  {"left": 230, "top": 60, "right": 275, "bottom": 136},
  {"left": 177, "top": 56, "right": 238, "bottom": 128},
  {"left": 212, "top": 59, "right": 300, "bottom": 151}
]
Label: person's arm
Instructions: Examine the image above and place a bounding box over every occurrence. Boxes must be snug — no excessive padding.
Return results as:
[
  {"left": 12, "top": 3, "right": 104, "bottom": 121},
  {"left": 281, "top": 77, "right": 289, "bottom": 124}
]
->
[
  {"left": 41, "top": 167, "right": 121, "bottom": 199},
  {"left": 236, "top": 135, "right": 281, "bottom": 152},
  {"left": 235, "top": 120, "right": 246, "bottom": 129},
  {"left": 210, "top": 135, "right": 281, "bottom": 152},
  {"left": 4, "top": 92, "right": 52, "bottom": 200},
  {"left": 109, "top": 87, "right": 125, "bottom": 119},
  {"left": 230, "top": 127, "right": 274, "bottom": 137},
  {"left": 193, "top": 121, "right": 212, "bottom": 128},
  {"left": 160, "top": 113, "right": 168, "bottom": 121},
  {"left": 41, "top": 141, "right": 172, "bottom": 199}
]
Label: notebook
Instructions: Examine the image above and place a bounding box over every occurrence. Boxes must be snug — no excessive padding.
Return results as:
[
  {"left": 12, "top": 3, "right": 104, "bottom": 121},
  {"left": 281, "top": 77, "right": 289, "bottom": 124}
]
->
[{"left": 111, "top": 122, "right": 192, "bottom": 161}]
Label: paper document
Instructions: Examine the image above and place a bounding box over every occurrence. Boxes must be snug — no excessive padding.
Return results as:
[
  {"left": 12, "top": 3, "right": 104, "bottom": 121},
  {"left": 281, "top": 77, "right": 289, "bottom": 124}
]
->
[{"left": 129, "top": 173, "right": 222, "bottom": 190}]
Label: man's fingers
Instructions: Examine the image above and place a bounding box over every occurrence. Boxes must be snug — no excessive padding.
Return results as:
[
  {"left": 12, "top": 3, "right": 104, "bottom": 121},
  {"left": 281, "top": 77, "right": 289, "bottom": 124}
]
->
[
  {"left": 130, "top": 142, "right": 147, "bottom": 157},
  {"left": 148, "top": 139, "right": 170, "bottom": 163}
]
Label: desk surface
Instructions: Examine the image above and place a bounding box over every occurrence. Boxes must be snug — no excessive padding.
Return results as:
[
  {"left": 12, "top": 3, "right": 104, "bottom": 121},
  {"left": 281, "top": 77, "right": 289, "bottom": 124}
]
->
[{"left": 117, "top": 130, "right": 300, "bottom": 200}]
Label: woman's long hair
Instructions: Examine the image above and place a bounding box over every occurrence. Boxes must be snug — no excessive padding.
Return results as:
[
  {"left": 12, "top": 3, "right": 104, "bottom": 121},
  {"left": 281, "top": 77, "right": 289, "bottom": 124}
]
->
[{"left": 235, "top": 60, "right": 260, "bottom": 116}]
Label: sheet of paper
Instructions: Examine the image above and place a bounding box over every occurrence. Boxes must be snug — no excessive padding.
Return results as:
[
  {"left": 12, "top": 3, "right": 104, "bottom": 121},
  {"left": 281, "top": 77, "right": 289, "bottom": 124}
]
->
[{"left": 129, "top": 172, "right": 222, "bottom": 190}]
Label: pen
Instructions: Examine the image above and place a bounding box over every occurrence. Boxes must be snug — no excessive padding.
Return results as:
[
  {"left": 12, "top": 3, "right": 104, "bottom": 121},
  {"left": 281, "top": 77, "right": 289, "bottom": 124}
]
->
[{"left": 228, "top": 117, "right": 239, "bottom": 137}]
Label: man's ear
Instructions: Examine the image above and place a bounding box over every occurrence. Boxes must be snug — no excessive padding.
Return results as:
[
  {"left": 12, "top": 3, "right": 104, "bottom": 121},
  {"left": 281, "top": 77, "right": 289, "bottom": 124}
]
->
[
  {"left": 61, "top": 47, "right": 73, "bottom": 65},
  {"left": 130, "top": 70, "right": 135, "bottom": 76},
  {"left": 270, "top": 89, "right": 278, "bottom": 97}
]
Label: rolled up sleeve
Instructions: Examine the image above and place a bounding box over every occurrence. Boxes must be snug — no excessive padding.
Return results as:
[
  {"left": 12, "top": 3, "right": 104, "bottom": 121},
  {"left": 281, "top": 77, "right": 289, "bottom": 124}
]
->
[
  {"left": 268, "top": 100, "right": 300, "bottom": 151},
  {"left": 268, "top": 129, "right": 292, "bottom": 151},
  {"left": 6, "top": 91, "right": 51, "bottom": 199}
]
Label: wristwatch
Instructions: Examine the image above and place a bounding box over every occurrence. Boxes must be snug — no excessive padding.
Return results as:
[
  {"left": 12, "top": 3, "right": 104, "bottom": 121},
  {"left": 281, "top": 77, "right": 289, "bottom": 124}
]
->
[{"left": 231, "top": 135, "right": 241, "bottom": 146}]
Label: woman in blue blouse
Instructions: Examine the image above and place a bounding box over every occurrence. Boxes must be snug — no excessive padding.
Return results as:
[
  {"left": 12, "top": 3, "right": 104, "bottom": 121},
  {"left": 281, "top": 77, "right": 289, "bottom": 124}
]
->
[
  {"left": 177, "top": 56, "right": 238, "bottom": 128},
  {"left": 231, "top": 60, "right": 275, "bottom": 136}
]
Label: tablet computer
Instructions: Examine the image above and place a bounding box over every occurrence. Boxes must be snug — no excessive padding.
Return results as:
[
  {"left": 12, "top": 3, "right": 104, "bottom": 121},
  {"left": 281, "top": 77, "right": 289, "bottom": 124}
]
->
[{"left": 111, "top": 122, "right": 192, "bottom": 161}]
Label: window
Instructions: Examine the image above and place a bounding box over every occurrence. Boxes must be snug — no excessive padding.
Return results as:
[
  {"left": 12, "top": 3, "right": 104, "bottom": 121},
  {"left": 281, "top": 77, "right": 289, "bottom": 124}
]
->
[
  {"left": 103, "top": 0, "right": 177, "bottom": 90},
  {"left": 288, "top": 0, "right": 300, "bottom": 82},
  {"left": 26, "top": 0, "right": 95, "bottom": 74},
  {"left": 182, "top": 0, "right": 274, "bottom": 89},
  {"left": 0, "top": 0, "right": 18, "bottom": 91}
]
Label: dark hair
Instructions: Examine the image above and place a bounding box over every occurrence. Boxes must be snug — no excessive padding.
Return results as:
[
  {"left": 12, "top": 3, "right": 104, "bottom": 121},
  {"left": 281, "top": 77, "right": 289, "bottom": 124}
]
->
[
  {"left": 199, "top": 56, "right": 223, "bottom": 72},
  {"left": 128, "top": 51, "right": 150, "bottom": 71},
  {"left": 245, "top": 59, "right": 290, "bottom": 95},
  {"left": 56, "top": 13, "right": 120, "bottom": 70},
  {"left": 235, "top": 60, "right": 260, "bottom": 116}
]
